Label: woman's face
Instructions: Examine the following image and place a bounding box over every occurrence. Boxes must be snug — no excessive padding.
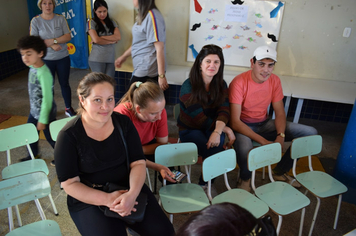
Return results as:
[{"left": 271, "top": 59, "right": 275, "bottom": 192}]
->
[
  {"left": 80, "top": 82, "right": 115, "bottom": 124},
  {"left": 95, "top": 6, "right": 108, "bottom": 21},
  {"left": 41, "top": 0, "right": 54, "bottom": 14},
  {"left": 136, "top": 99, "right": 166, "bottom": 123},
  {"left": 200, "top": 54, "right": 221, "bottom": 80},
  {"left": 132, "top": 0, "right": 139, "bottom": 9}
]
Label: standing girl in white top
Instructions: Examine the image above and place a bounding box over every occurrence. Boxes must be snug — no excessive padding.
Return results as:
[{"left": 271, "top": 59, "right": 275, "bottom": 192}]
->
[
  {"left": 115, "top": 0, "right": 169, "bottom": 91},
  {"left": 87, "top": 0, "right": 121, "bottom": 79}
]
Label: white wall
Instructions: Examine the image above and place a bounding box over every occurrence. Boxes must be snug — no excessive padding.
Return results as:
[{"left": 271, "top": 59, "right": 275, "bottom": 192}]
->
[
  {"left": 0, "top": 0, "right": 30, "bottom": 52},
  {"left": 107, "top": 0, "right": 356, "bottom": 82}
]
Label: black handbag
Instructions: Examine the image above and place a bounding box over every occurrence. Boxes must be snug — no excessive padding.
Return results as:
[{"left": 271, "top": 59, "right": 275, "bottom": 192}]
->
[
  {"left": 98, "top": 182, "right": 147, "bottom": 224},
  {"left": 97, "top": 117, "right": 147, "bottom": 224}
]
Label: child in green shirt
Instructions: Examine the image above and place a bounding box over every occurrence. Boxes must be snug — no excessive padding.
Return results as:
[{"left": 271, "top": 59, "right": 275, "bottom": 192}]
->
[{"left": 17, "top": 35, "right": 57, "bottom": 166}]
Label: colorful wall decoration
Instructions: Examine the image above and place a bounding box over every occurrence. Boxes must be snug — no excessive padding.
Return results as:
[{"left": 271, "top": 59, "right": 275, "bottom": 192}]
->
[{"left": 188, "top": 0, "right": 285, "bottom": 67}]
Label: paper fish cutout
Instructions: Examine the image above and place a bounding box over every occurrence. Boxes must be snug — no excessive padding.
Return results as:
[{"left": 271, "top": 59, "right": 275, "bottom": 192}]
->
[
  {"left": 194, "top": 0, "right": 202, "bottom": 13},
  {"left": 217, "top": 35, "right": 227, "bottom": 41},
  {"left": 254, "top": 30, "right": 262, "bottom": 37},
  {"left": 233, "top": 34, "right": 243, "bottom": 39},
  {"left": 189, "top": 44, "right": 199, "bottom": 59},
  {"left": 267, "top": 33, "right": 278, "bottom": 42},
  {"left": 254, "top": 21, "right": 262, "bottom": 28},
  {"left": 223, "top": 44, "right": 232, "bottom": 49},
  {"left": 224, "top": 25, "right": 233, "bottom": 30},
  {"left": 208, "top": 9, "right": 218, "bottom": 14},
  {"left": 205, "top": 35, "right": 214, "bottom": 41},
  {"left": 191, "top": 23, "right": 201, "bottom": 31},
  {"left": 238, "top": 45, "right": 248, "bottom": 50},
  {"left": 204, "top": 18, "right": 213, "bottom": 23},
  {"left": 241, "top": 25, "right": 250, "bottom": 31},
  {"left": 270, "top": 1, "right": 284, "bottom": 18},
  {"left": 231, "top": 0, "right": 244, "bottom": 5},
  {"left": 255, "top": 13, "right": 263, "bottom": 18},
  {"left": 246, "top": 37, "right": 256, "bottom": 43},
  {"left": 211, "top": 25, "right": 219, "bottom": 30}
]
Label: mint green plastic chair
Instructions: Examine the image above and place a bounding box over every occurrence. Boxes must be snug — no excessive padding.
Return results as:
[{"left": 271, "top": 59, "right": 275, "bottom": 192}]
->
[
  {"left": 0, "top": 172, "right": 62, "bottom": 236},
  {"left": 0, "top": 123, "right": 58, "bottom": 230},
  {"left": 49, "top": 116, "right": 76, "bottom": 141},
  {"left": 291, "top": 135, "right": 348, "bottom": 236},
  {"left": 248, "top": 143, "right": 310, "bottom": 236},
  {"left": 202, "top": 149, "right": 269, "bottom": 218},
  {"left": 155, "top": 143, "right": 210, "bottom": 223}
]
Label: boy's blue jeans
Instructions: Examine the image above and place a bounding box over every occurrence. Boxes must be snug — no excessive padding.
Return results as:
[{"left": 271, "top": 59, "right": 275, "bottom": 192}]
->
[{"left": 233, "top": 119, "right": 318, "bottom": 181}]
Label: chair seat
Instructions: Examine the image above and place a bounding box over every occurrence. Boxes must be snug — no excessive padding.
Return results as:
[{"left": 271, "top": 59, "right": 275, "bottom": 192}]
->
[
  {"left": 212, "top": 189, "right": 269, "bottom": 218},
  {"left": 6, "top": 220, "right": 62, "bottom": 236},
  {"left": 2, "top": 159, "right": 49, "bottom": 179},
  {"left": 159, "top": 183, "right": 210, "bottom": 214},
  {"left": 255, "top": 181, "right": 310, "bottom": 215},
  {"left": 296, "top": 171, "right": 348, "bottom": 198}
]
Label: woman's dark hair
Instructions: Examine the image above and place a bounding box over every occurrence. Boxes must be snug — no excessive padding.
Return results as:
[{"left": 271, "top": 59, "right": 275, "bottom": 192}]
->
[
  {"left": 77, "top": 72, "right": 116, "bottom": 114},
  {"left": 93, "top": 0, "right": 115, "bottom": 35},
  {"left": 176, "top": 203, "right": 258, "bottom": 236},
  {"left": 136, "top": 0, "right": 158, "bottom": 25},
  {"left": 17, "top": 35, "right": 47, "bottom": 58},
  {"left": 188, "top": 44, "right": 225, "bottom": 108}
]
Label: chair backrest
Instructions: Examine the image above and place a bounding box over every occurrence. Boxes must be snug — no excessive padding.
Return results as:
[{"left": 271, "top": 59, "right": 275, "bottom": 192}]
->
[
  {"left": 0, "top": 172, "right": 51, "bottom": 211},
  {"left": 291, "top": 135, "right": 322, "bottom": 160},
  {"left": 248, "top": 143, "right": 282, "bottom": 171},
  {"left": 173, "top": 104, "right": 180, "bottom": 121},
  {"left": 49, "top": 116, "right": 76, "bottom": 141},
  {"left": 202, "top": 149, "right": 236, "bottom": 182},
  {"left": 155, "top": 143, "right": 198, "bottom": 167},
  {"left": 0, "top": 123, "right": 39, "bottom": 152}
]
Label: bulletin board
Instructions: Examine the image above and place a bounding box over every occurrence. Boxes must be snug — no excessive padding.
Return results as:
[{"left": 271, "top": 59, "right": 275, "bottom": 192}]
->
[{"left": 187, "top": 0, "right": 285, "bottom": 67}]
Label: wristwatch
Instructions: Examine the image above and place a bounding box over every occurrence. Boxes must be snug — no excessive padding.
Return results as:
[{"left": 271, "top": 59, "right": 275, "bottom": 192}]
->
[
  {"left": 54, "top": 38, "right": 58, "bottom": 44},
  {"left": 158, "top": 74, "right": 165, "bottom": 78},
  {"left": 277, "top": 133, "right": 285, "bottom": 138}
]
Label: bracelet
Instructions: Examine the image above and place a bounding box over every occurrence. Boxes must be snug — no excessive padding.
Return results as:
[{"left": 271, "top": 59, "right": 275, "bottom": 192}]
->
[{"left": 213, "top": 130, "right": 221, "bottom": 136}]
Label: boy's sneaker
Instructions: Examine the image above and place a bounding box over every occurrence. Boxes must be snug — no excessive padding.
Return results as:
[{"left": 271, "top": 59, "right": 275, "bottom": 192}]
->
[
  {"left": 65, "top": 107, "right": 76, "bottom": 117},
  {"left": 20, "top": 155, "right": 40, "bottom": 162},
  {"left": 50, "top": 160, "right": 55, "bottom": 166},
  {"left": 273, "top": 173, "right": 301, "bottom": 188}
]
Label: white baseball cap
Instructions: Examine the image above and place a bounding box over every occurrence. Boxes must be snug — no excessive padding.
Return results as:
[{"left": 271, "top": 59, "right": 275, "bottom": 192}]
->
[{"left": 253, "top": 46, "right": 277, "bottom": 62}]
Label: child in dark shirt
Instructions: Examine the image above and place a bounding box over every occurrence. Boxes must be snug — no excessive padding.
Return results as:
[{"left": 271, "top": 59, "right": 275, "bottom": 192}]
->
[{"left": 17, "top": 35, "right": 57, "bottom": 165}]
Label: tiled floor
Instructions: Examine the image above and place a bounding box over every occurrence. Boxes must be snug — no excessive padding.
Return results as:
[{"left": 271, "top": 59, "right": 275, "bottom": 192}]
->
[{"left": 0, "top": 68, "right": 356, "bottom": 235}]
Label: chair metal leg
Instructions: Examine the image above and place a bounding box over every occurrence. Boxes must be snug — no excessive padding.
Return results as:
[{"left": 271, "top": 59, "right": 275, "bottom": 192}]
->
[
  {"left": 154, "top": 171, "right": 158, "bottom": 194},
  {"left": 299, "top": 208, "right": 306, "bottom": 236},
  {"left": 146, "top": 168, "right": 152, "bottom": 191},
  {"left": 34, "top": 199, "right": 47, "bottom": 220},
  {"left": 308, "top": 197, "right": 321, "bottom": 236},
  {"left": 170, "top": 214, "right": 173, "bottom": 223},
  {"left": 15, "top": 205, "right": 22, "bottom": 226},
  {"left": 333, "top": 194, "right": 343, "bottom": 229},
  {"left": 48, "top": 194, "right": 59, "bottom": 216},
  {"left": 7, "top": 207, "right": 14, "bottom": 231},
  {"left": 276, "top": 215, "right": 283, "bottom": 236},
  {"left": 262, "top": 167, "right": 265, "bottom": 179}
]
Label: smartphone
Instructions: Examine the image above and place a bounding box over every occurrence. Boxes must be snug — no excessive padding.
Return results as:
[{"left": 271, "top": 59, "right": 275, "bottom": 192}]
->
[{"left": 171, "top": 169, "right": 187, "bottom": 182}]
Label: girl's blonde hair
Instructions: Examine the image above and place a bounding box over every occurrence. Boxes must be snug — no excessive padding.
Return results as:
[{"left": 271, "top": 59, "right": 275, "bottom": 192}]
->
[
  {"left": 37, "top": 0, "right": 56, "bottom": 10},
  {"left": 119, "top": 81, "right": 164, "bottom": 109}
]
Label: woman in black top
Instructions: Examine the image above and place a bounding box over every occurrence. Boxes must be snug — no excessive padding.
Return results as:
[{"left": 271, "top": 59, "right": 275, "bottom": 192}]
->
[{"left": 54, "top": 72, "right": 174, "bottom": 236}]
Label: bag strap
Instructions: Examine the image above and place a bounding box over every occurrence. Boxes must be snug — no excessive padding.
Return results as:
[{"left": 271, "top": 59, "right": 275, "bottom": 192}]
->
[{"left": 113, "top": 115, "right": 130, "bottom": 172}]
